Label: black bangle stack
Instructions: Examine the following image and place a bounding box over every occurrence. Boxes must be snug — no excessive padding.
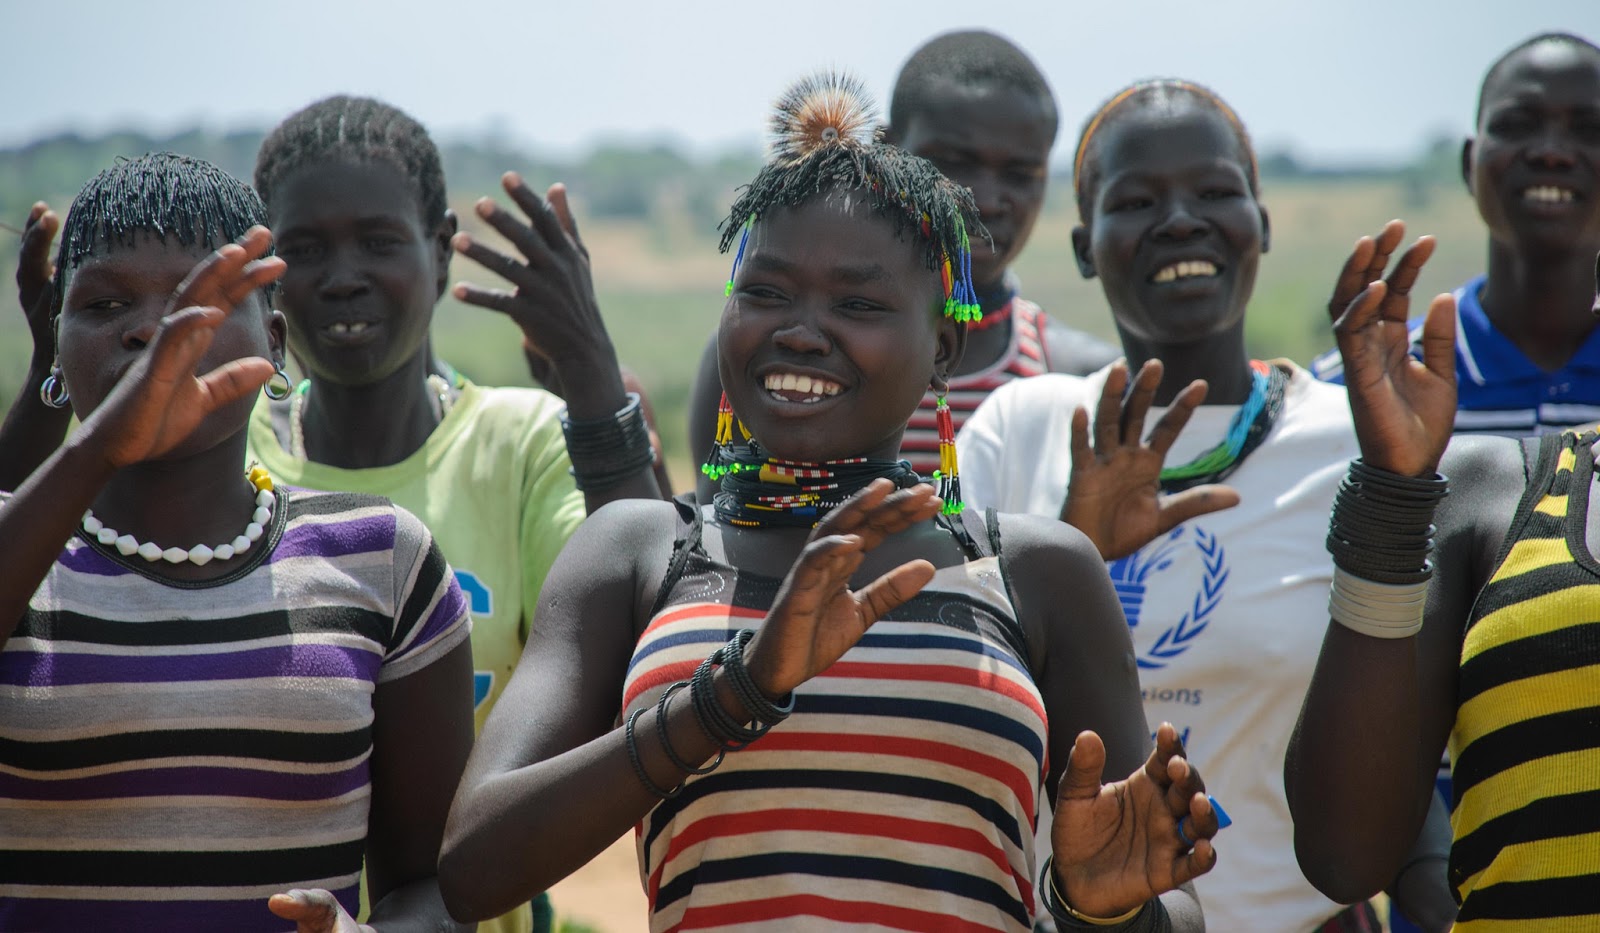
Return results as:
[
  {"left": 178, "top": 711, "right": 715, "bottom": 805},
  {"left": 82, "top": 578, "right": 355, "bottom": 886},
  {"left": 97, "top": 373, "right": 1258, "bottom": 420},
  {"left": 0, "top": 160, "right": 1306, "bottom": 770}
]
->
[
  {"left": 624, "top": 630, "right": 795, "bottom": 800},
  {"left": 561, "top": 392, "right": 655, "bottom": 492},
  {"left": 1326, "top": 459, "right": 1449, "bottom": 585}
]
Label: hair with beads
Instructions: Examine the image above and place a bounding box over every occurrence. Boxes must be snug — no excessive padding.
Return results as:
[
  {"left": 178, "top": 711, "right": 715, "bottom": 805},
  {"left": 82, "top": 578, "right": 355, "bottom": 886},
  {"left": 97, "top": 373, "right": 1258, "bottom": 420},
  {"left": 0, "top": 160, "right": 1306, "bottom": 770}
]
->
[
  {"left": 887, "top": 30, "right": 1058, "bottom": 143},
  {"left": 1071, "top": 79, "right": 1258, "bottom": 222},
  {"left": 52, "top": 152, "right": 271, "bottom": 314},
  {"left": 254, "top": 95, "right": 448, "bottom": 226},
  {"left": 1475, "top": 31, "right": 1600, "bottom": 124},
  {"left": 720, "top": 71, "right": 986, "bottom": 323}
]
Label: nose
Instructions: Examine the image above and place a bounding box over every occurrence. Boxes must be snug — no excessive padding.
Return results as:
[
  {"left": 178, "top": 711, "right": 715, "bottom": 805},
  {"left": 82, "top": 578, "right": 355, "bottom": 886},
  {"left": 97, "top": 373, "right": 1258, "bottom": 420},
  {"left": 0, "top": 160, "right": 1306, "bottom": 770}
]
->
[
  {"left": 121, "top": 313, "right": 159, "bottom": 351},
  {"left": 319, "top": 249, "right": 370, "bottom": 300},
  {"left": 772, "top": 311, "right": 831, "bottom": 356},
  {"left": 1152, "top": 199, "right": 1207, "bottom": 242},
  {"left": 968, "top": 170, "right": 1008, "bottom": 221},
  {"left": 1526, "top": 126, "right": 1577, "bottom": 170}
]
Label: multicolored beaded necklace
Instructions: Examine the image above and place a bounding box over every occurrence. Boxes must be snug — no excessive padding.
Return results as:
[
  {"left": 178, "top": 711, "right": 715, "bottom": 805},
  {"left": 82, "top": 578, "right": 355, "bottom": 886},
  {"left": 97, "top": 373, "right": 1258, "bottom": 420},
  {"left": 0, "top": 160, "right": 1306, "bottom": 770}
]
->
[
  {"left": 1158, "top": 360, "right": 1289, "bottom": 493},
  {"left": 712, "top": 443, "right": 922, "bottom": 529}
]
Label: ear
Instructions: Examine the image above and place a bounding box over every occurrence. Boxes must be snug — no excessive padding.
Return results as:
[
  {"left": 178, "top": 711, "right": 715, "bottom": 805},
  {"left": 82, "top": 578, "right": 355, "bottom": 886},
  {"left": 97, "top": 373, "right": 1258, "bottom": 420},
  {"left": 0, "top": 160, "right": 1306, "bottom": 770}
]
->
[
  {"left": 267, "top": 308, "right": 289, "bottom": 367},
  {"left": 1460, "top": 138, "right": 1475, "bottom": 194},
  {"left": 1259, "top": 204, "right": 1272, "bottom": 255},
  {"left": 434, "top": 210, "right": 459, "bottom": 300},
  {"left": 1071, "top": 225, "right": 1097, "bottom": 279},
  {"left": 934, "top": 313, "right": 967, "bottom": 383}
]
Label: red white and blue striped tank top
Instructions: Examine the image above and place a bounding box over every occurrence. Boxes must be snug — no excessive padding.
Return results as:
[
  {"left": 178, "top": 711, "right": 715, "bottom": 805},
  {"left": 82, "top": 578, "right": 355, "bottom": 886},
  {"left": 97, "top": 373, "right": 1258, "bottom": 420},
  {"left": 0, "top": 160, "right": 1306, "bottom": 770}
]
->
[
  {"left": 901, "top": 298, "right": 1051, "bottom": 478},
  {"left": 622, "top": 504, "right": 1047, "bottom": 932}
]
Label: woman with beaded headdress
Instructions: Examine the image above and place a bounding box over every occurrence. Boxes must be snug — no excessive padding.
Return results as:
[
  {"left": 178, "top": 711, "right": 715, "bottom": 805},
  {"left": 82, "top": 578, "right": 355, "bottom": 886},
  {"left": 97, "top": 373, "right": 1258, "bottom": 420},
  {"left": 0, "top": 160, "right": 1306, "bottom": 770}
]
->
[
  {"left": 440, "top": 72, "right": 1224, "bottom": 933},
  {"left": 0, "top": 153, "right": 474, "bottom": 931}
]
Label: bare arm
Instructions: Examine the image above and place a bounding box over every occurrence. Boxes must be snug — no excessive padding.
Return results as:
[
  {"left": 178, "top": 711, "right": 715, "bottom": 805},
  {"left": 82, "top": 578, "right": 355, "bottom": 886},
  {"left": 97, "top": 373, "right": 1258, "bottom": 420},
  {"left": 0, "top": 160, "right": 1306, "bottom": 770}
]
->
[{"left": 1004, "top": 513, "right": 1211, "bottom": 929}]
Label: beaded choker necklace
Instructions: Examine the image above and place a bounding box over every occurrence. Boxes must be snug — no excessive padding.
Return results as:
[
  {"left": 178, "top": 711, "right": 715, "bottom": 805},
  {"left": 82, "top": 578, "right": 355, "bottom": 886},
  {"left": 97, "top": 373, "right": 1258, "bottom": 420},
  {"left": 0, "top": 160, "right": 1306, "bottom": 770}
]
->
[
  {"left": 963, "top": 298, "right": 1013, "bottom": 333},
  {"left": 712, "top": 443, "right": 921, "bottom": 529},
  {"left": 1158, "top": 360, "right": 1290, "bottom": 493}
]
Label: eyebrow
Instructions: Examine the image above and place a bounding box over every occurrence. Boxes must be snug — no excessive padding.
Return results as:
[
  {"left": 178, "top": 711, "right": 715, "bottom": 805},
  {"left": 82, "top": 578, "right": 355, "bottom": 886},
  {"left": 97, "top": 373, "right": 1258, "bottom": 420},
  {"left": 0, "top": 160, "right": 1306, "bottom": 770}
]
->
[{"left": 743, "top": 254, "right": 889, "bottom": 285}]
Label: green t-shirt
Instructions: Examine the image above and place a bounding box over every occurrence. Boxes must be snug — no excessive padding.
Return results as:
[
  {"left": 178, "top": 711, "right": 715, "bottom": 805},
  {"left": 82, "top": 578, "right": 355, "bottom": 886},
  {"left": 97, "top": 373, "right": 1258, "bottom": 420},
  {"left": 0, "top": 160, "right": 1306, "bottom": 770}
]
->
[{"left": 249, "top": 379, "right": 585, "bottom": 734}]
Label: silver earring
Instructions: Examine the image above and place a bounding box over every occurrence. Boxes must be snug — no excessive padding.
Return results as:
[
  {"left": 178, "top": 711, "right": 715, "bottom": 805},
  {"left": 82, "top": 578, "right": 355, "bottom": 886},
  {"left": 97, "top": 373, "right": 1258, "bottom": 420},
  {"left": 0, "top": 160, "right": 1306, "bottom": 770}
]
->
[
  {"left": 263, "top": 365, "right": 293, "bottom": 401},
  {"left": 39, "top": 364, "right": 70, "bottom": 409}
]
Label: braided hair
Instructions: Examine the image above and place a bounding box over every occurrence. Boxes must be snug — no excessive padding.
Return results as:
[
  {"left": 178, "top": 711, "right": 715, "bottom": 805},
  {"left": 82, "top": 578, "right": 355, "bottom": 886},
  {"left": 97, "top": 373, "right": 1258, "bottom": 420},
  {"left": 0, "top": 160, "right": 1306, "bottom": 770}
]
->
[
  {"left": 254, "top": 95, "right": 447, "bottom": 226},
  {"left": 720, "top": 71, "right": 986, "bottom": 323},
  {"left": 1071, "top": 79, "right": 1258, "bottom": 222},
  {"left": 53, "top": 152, "right": 270, "bottom": 314}
]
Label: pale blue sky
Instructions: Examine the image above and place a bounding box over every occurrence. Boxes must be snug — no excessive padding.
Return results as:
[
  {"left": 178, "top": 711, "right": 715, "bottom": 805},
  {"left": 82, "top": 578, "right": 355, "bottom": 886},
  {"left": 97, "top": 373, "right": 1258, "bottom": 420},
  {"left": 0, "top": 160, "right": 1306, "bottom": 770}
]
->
[{"left": 4, "top": 0, "right": 1593, "bottom": 163}]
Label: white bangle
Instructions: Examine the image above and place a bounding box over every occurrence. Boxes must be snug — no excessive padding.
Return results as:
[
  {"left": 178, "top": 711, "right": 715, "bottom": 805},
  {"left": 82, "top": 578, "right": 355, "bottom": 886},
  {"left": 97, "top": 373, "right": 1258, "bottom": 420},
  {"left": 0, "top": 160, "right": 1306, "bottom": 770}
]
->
[{"left": 1329, "top": 566, "right": 1427, "bottom": 638}]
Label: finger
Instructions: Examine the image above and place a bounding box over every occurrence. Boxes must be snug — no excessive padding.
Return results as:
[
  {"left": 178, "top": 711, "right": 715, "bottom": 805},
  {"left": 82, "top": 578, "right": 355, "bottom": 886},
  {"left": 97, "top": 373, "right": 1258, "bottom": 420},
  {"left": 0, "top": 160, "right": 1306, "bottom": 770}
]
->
[
  {"left": 267, "top": 888, "right": 341, "bottom": 929},
  {"left": 1153, "top": 485, "right": 1240, "bottom": 533},
  {"left": 850, "top": 485, "right": 942, "bottom": 550},
  {"left": 810, "top": 478, "right": 896, "bottom": 538},
  {"left": 169, "top": 244, "right": 249, "bottom": 313},
  {"left": 1327, "top": 236, "right": 1377, "bottom": 322},
  {"left": 1361, "top": 219, "right": 1406, "bottom": 285},
  {"left": 546, "top": 183, "right": 587, "bottom": 256},
  {"left": 452, "top": 282, "right": 523, "bottom": 316},
  {"left": 473, "top": 196, "right": 549, "bottom": 268},
  {"left": 219, "top": 257, "right": 287, "bottom": 308},
  {"left": 1093, "top": 361, "right": 1130, "bottom": 453},
  {"left": 1144, "top": 378, "right": 1208, "bottom": 455},
  {"left": 19, "top": 206, "right": 58, "bottom": 276},
  {"left": 1056, "top": 730, "right": 1108, "bottom": 804},
  {"left": 1069, "top": 405, "right": 1092, "bottom": 467},
  {"left": 452, "top": 232, "right": 537, "bottom": 290},
  {"left": 854, "top": 559, "right": 937, "bottom": 627},
  {"left": 1119, "top": 359, "right": 1163, "bottom": 445},
  {"left": 1381, "top": 235, "right": 1435, "bottom": 306},
  {"left": 1170, "top": 837, "right": 1219, "bottom": 887},
  {"left": 197, "top": 357, "right": 277, "bottom": 410},
  {"left": 783, "top": 535, "right": 868, "bottom": 615},
  {"left": 1418, "top": 293, "right": 1458, "bottom": 385},
  {"left": 1143, "top": 721, "right": 1182, "bottom": 784},
  {"left": 1332, "top": 280, "right": 1388, "bottom": 341},
  {"left": 144, "top": 307, "right": 227, "bottom": 388},
  {"left": 503, "top": 172, "right": 576, "bottom": 257}
]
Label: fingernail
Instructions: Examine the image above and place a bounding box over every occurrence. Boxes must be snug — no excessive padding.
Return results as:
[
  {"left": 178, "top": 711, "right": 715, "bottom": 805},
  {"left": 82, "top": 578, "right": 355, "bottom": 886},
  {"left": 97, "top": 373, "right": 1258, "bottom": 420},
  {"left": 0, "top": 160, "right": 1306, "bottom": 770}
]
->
[
  {"left": 475, "top": 199, "right": 494, "bottom": 218},
  {"left": 1208, "top": 795, "right": 1232, "bottom": 830},
  {"left": 503, "top": 171, "right": 523, "bottom": 188},
  {"left": 452, "top": 232, "right": 472, "bottom": 250}
]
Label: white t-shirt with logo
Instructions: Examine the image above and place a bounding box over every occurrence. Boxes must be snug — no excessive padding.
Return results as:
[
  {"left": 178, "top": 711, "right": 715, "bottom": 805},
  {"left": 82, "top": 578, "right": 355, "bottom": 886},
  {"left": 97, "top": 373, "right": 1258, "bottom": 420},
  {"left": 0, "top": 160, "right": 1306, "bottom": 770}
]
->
[{"left": 957, "top": 363, "right": 1356, "bottom": 933}]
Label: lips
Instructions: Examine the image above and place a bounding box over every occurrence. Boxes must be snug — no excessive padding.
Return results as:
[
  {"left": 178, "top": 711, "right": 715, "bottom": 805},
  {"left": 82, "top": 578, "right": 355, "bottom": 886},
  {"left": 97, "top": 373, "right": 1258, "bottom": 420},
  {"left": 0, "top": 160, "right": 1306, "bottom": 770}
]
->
[
  {"left": 1149, "top": 259, "right": 1223, "bottom": 284},
  {"left": 316, "top": 318, "right": 382, "bottom": 347},
  {"left": 762, "top": 369, "right": 844, "bottom": 404}
]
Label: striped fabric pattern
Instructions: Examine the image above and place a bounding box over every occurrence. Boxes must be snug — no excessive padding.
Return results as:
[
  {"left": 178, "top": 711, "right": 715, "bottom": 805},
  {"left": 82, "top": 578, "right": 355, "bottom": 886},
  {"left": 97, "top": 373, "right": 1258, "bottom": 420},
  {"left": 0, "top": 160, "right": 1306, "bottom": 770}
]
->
[
  {"left": 624, "top": 553, "right": 1047, "bottom": 932},
  {"left": 1449, "top": 431, "right": 1600, "bottom": 929},
  {"left": 1310, "top": 276, "right": 1600, "bottom": 437},
  {"left": 0, "top": 488, "right": 470, "bottom": 932},
  {"left": 902, "top": 297, "right": 1050, "bottom": 477}
]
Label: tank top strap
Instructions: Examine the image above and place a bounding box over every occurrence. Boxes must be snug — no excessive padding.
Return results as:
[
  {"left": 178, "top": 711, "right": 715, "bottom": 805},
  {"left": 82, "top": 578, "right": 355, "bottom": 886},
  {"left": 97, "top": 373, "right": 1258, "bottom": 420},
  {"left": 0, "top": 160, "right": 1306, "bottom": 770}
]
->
[
  {"left": 647, "top": 493, "right": 710, "bottom": 620},
  {"left": 950, "top": 507, "right": 1034, "bottom": 666}
]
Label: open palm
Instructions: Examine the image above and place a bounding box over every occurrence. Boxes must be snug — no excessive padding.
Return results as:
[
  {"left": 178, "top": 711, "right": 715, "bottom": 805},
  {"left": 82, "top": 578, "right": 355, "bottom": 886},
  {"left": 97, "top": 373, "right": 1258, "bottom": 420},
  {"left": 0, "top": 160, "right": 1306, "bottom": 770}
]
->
[{"left": 1063, "top": 360, "right": 1239, "bottom": 561}]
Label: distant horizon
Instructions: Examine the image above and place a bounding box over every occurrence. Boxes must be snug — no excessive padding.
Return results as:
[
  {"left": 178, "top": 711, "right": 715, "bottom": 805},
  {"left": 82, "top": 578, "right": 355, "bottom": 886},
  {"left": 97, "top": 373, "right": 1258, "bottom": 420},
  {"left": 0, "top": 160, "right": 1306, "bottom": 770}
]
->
[{"left": 3, "top": 0, "right": 1588, "bottom": 168}]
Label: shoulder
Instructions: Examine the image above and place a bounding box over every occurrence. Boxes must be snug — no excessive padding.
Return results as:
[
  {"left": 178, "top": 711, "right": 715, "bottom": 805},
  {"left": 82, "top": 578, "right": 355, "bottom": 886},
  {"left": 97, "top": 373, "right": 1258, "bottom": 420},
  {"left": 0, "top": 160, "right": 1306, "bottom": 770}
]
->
[
  {"left": 1033, "top": 308, "right": 1119, "bottom": 376},
  {"left": 992, "top": 510, "right": 1106, "bottom": 585}
]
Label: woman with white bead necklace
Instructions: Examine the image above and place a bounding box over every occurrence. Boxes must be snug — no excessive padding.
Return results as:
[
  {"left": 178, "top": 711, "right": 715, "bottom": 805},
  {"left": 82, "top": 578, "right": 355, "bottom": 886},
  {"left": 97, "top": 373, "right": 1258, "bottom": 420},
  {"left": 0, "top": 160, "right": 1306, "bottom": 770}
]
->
[{"left": 0, "top": 154, "right": 474, "bottom": 933}]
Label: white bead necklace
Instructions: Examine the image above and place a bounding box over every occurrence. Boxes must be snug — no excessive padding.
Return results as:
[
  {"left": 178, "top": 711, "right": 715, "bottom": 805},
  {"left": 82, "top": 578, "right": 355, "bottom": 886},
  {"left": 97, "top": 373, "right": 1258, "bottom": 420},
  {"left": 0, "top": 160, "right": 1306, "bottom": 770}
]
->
[
  {"left": 81, "top": 466, "right": 277, "bottom": 566},
  {"left": 288, "top": 374, "right": 454, "bottom": 460}
]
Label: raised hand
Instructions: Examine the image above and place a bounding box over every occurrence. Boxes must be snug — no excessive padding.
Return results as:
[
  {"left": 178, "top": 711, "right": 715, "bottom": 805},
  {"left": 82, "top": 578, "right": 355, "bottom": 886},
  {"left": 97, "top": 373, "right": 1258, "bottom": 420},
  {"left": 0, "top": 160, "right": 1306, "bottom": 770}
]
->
[
  {"left": 1050, "top": 723, "right": 1219, "bottom": 918},
  {"left": 1062, "top": 360, "right": 1240, "bottom": 561},
  {"left": 17, "top": 202, "right": 58, "bottom": 364},
  {"left": 1326, "top": 220, "right": 1456, "bottom": 477},
  {"left": 267, "top": 889, "right": 371, "bottom": 933},
  {"left": 743, "top": 480, "right": 941, "bottom": 697},
  {"left": 452, "top": 174, "right": 619, "bottom": 377},
  {"left": 78, "top": 227, "right": 285, "bottom": 470}
]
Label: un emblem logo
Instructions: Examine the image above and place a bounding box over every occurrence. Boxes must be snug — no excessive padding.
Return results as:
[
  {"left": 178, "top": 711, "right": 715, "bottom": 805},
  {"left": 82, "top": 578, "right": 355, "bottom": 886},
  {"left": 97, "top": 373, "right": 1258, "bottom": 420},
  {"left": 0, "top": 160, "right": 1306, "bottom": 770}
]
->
[{"left": 1106, "top": 525, "right": 1228, "bottom": 670}]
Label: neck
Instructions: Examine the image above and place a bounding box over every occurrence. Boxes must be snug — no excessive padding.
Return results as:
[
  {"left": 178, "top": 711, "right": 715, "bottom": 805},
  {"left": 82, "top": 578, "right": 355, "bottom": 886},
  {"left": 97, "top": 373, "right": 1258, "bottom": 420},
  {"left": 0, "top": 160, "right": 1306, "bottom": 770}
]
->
[
  {"left": 974, "top": 273, "right": 1015, "bottom": 315},
  {"left": 91, "top": 432, "right": 257, "bottom": 549},
  {"left": 302, "top": 346, "right": 443, "bottom": 469},
  {"left": 1117, "top": 325, "right": 1254, "bottom": 406},
  {"left": 1480, "top": 241, "right": 1600, "bottom": 370}
]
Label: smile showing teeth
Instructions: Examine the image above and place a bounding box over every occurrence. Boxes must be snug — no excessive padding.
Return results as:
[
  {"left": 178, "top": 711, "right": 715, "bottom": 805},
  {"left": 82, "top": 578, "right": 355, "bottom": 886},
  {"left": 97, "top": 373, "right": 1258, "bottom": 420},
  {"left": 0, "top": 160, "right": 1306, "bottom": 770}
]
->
[
  {"left": 328, "top": 322, "right": 371, "bottom": 335},
  {"left": 1524, "top": 185, "right": 1576, "bottom": 204},
  {"left": 1152, "top": 260, "right": 1220, "bottom": 284},
  {"left": 763, "top": 371, "right": 843, "bottom": 403}
]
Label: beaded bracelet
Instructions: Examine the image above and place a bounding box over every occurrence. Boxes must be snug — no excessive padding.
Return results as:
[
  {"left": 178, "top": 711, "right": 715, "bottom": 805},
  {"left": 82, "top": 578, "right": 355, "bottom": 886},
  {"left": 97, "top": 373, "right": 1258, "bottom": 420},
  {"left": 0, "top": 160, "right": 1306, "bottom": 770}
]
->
[
  {"left": 690, "top": 630, "right": 795, "bottom": 748},
  {"left": 1325, "top": 460, "right": 1448, "bottom": 586},
  {"left": 561, "top": 392, "right": 656, "bottom": 492},
  {"left": 718, "top": 629, "right": 797, "bottom": 725}
]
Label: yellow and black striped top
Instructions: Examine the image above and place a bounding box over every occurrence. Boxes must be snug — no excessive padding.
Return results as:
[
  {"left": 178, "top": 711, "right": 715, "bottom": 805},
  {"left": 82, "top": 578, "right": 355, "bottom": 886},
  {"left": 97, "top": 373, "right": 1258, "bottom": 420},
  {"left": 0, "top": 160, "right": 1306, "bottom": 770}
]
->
[{"left": 1450, "top": 429, "right": 1600, "bottom": 930}]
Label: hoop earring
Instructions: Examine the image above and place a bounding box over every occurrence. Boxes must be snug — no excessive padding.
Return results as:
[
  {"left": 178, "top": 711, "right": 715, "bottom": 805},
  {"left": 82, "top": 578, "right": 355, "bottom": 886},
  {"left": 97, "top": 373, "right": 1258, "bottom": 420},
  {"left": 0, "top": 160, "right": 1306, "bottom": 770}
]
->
[
  {"left": 39, "top": 364, "right": 70, "bottom": 409},
  {"left": 263, "top": 364, "right": 293, "bottom": 401}
]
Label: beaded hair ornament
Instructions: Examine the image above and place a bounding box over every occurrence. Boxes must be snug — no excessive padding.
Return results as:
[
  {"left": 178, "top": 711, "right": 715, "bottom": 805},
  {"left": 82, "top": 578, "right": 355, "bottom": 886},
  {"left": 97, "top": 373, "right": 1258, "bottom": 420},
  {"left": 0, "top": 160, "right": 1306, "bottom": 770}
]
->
[{"left": 706, "top": 72, "right": 984, "bottom": 516}]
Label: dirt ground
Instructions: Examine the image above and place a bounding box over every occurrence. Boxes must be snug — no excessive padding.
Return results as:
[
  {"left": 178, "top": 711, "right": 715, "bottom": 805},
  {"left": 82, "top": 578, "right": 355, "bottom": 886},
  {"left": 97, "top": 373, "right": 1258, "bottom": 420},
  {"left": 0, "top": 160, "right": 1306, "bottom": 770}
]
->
[{"left": 548, "top": 834, "right": 649, "bottom": 932}]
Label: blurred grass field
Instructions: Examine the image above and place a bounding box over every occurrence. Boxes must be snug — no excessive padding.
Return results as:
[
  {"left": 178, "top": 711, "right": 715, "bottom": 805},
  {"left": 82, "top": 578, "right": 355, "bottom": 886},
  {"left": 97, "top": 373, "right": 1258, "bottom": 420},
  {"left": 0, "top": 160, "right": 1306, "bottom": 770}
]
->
[{"left": 0, "top": 172, "right": 1485, "bottom": 492}]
